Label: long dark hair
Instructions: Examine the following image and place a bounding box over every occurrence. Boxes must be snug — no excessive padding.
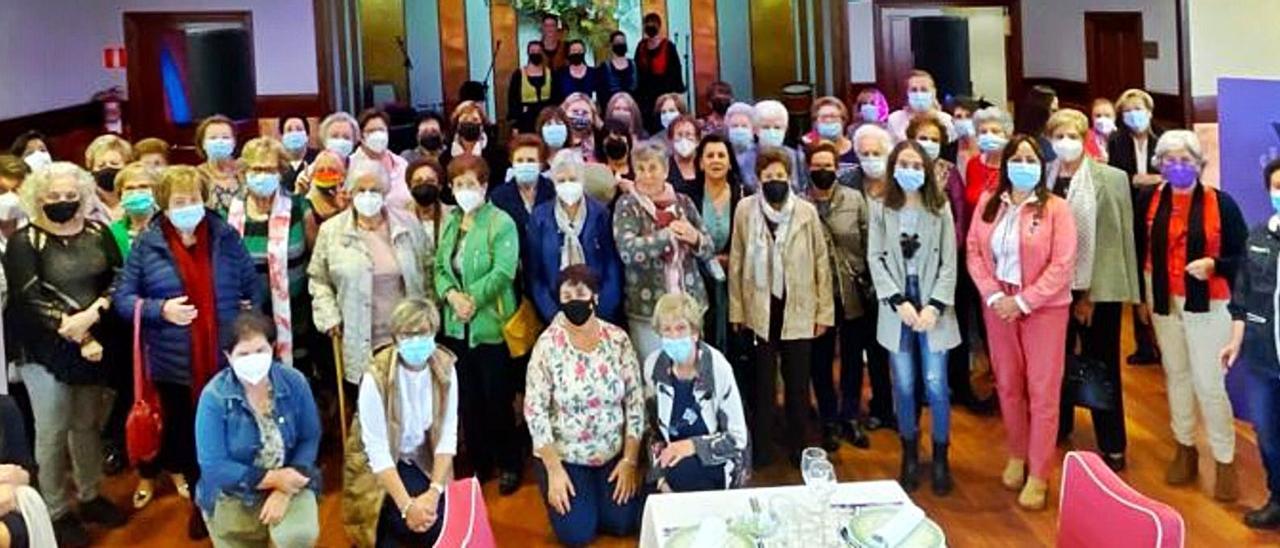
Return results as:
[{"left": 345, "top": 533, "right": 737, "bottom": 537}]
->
[
  {"left": 1015, "top": 85, "right": 1057, "bottom": 136},
  {"left": 693, "top": 133, "right": 744, "bottom": 190},
  {"left": 884, "top": 140, "right": 947, "bottom": 212},
  {"left": 981, "top": 134, "right": 1051, "bottom": 223}
]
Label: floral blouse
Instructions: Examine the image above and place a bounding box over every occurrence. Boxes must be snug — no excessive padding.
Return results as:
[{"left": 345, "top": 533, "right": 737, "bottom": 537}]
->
[{"left": 524, "top": 317, "right": 645, "bottom": 467}]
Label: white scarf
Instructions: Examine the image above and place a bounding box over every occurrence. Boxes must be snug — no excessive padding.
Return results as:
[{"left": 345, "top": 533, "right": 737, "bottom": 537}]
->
[
  {"left": 228, "top": 194, "right": 295, "bottom": 366},
  {"left": 1048, "top": 158, "right": 1098, "bottom": 291},
  {"left": 753, "top": 194, "right": 795, "bottom": 298},
  {"left": 16, "top": 485, "right": 55, "bottom": 548},
  {"left": 450, "top": 133, "right": 488, "bottom": 158},
  {"left": 554, "top": 200, "right": 588, "bottom": 268}
]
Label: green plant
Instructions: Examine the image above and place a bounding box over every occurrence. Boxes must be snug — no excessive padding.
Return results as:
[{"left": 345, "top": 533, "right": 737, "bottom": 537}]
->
[{"left": 513, "top": 0, "right": 638, "bottom": 54}]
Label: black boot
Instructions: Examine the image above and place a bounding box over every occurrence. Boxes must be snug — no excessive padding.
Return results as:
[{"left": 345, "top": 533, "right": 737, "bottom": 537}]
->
[
  {"left": 931, "top": 442, "right": 952, "bottom": 496},
  {"left": 843, "top": 419, "right": 870, "bottom": 449},
  {"left": 187, "top": 501, "right": 208, "bottom": 540},
  {"left": 821, "top": 422, "right": 842, "bottom": 452},
  {"left": 1245, "top": 500, "right": 1280, "bottom": 530},
  {"left": 899, "top": 437, "right": 919, "bottom": 492}
]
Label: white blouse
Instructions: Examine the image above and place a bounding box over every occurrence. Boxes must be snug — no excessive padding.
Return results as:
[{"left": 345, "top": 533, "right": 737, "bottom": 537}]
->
[
  {"left": 358, "top": 364, "right": 459, "bottom": 474},
  {"left": 988, "top": 193, "right": 1037, "bottom": 313}
]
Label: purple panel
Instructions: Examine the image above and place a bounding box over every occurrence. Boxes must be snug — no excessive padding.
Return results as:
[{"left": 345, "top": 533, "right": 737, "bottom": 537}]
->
[{"left": 1218, "top": 77, "right": 1280, "bottom": 225}]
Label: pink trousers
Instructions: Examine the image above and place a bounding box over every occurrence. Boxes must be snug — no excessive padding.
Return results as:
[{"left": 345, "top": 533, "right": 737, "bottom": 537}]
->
[{"left": 983, "top": 304, "right": 1070, "bottom": 479}]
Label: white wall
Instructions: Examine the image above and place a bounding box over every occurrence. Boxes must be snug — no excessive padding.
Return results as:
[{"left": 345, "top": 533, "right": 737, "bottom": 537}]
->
[
  {"left": 1020, "top": 0, "right": 1178, "bottom": 94},
  {"left": 847, "top": 0, "right": 876, "bottom": 82},
  {"left": 1188, "top": 0, "right": 1280, "bottom": 97},
  {"left": 944, "top": 7, "right": 1007, "bottom": 107},
  {"left": 0, "top": 0, "right": 318, "bottom": 119}
]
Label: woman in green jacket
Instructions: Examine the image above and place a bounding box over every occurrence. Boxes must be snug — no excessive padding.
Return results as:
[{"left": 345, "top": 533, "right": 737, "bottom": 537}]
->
[{"left": 434, "top": 154, "right": 522, "bottom": 495}]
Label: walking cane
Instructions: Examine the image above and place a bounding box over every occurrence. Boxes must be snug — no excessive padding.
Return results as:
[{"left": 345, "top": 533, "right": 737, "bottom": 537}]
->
[{"left": 332, "top": 334, "right": 348, "bottom": 444}]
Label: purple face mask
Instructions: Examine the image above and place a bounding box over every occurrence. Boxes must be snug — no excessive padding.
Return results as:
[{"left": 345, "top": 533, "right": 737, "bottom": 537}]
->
[{"left": 1162, "top": 161, "right": 1199, "bottom": 190}]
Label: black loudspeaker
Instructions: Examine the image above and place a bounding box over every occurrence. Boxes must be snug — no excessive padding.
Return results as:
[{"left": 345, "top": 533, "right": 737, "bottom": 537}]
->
[
  {"left": 185, "top": 28, "right": 256, "bottom": 120},
  {"left": 910, "top": 16, "right": 972, "bottom": 102}
]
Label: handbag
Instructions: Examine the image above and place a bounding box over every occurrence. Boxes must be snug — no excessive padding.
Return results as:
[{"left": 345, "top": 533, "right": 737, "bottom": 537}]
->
[
  {"left": 125, "top": 299, "right": 164, "bottom": 465},
  {"left": 486, "top": 219, "right": 544, "bottom": 359},
  {"left": 1065, "top": 354, "right": 1117, "bottom": 411}
]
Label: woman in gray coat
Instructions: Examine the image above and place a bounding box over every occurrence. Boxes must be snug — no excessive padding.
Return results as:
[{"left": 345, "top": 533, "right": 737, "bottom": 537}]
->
[{"left": 867, "top": 140, "right": 960, "bottom": 496}]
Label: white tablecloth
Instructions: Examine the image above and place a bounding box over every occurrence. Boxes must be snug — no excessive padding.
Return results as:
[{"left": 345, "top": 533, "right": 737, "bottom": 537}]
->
[{"left": 639, "top": 480, "right": 912, "bottom": 547}]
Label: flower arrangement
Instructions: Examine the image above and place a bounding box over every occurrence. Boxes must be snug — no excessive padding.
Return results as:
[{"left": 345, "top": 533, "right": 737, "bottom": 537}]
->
[{"left": 512, "top": 0, "right": 639, "bottom": 53}]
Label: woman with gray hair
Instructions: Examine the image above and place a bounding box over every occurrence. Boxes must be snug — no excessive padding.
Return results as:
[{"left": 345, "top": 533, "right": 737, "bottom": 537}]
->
[
  {"left": 309, "top": 157, "right": 432, "bottom": 402},
  {"left": 1136, "top": 129, "right": 1246, "bottom": 502},
  {"left": 964, "top": 106, "right": 1014, "bottom": 222},
  {"left": 724, "top": 102, "right": 760, "bottom": 192},
  {"left": 752, "top": 100, "right": 806, "bottom": 192},
  {"left": 526, "top": 149, "right": 625, "bottom": 324},
  {"left": 3, "top": 162, "right": 126, "bottom": 544}
]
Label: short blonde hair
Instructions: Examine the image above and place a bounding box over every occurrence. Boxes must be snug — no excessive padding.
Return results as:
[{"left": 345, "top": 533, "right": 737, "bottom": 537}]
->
[
  {"left": 319, "top": 112, "right": 359, "bottom": 140},
  {"left": 133, "top": 138, "right": 170, "bottom": 160},
  {"left": 631, "top": 141, "right": 668, "bottom": 168},
  {"left": 1116, "top": 88, "right": 1154, "bottom": 112},
  {"left": 390, "top": 297, "right": 441, "bottom": 336},
  {"left": 652, "top": 293, "right": 705, "bottom": 334},
  {"left": 450, "top": 101, "right": 490, "bottom": 128},
  {"left": 21, "top": 162, "right": 95, "bottom": 224},
  {"left": 1045, "top": 109, "right": 1090, "bottom": 136},
  {"left": 655, "top": 93, "right": 688, "bottom": 115},
  {"left": 194, "top": 115, "right": 235, "bottom": 159},
  {"left": 811, "top": 96, "right": 849, "bottom": 123},
  {"left": 84, "top": 134, "right": 133, "bottom": 169},
  {"left": 113, "top": 162, "right": 162, "bottom": 198},
  {"left": 155, "top": 165, "right": 210, "bottom": 210},
  {"left": 239, "top": 137, "right": 289, "bottom": 174}
]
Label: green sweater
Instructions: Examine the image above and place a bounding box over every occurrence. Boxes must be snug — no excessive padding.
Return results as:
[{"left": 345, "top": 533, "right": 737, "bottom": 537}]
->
[{"left": 434, "top": 203, "right": 518, "bottom": 347}]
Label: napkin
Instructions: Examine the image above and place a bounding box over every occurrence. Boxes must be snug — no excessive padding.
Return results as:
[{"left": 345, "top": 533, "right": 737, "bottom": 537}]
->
[
  {"left": 691, "top": 517, "right": 729, "bottom": 548},
  {"left": 868, "top": 503, "right": 925, "bottom": 548}
]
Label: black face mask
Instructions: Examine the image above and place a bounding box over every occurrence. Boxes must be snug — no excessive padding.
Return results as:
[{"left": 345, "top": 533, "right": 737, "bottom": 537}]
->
[
  {"left": 810, "top": 170, "right": 837, "bottom": 190},
  {"left": 528, "top": 52, "right": 544, "bottom": 65},
  {"left": 762, "top": 180, "right": 790, "bottom": 204},
  {"left": 611, "top": 43, "right": 628, "bottom": 57},
  {"left": 412, "top": 184, "right": 439, "bottom": 206},
  {"left": 94, "top": 168, "right": 119, "bottom": 192},
  {"left": 567, "top": 52, "right": 586, "bottom": 66},
  {"left": 604, "top": 138, "right": 629, "bottom": 161},
  {"left": 710, "top": 97, "right": 731, "bottom": 115},
  {"left": 43, "top": 200, "right": 80, "bottom": 224},
  {"left": 569, "top": 115, "right": 592, "bottom": 131},
  {"left": 561, "top": 299, "right": 594, "bottom": 326},
  {"left": 644, "top": 25, "right": 659, "bottom": 38},
  {"left": 419, "top": 132, "right": 443, "bottom": 151},
  {"left": 458, "top": 122, "right": 483, "bottom": 142}
]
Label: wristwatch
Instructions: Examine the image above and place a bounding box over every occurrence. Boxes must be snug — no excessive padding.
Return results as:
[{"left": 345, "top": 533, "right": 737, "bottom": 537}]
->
[
  {"left": 428, "top": 482, "right": 445, "bottom": 496},
  {"left": 399, "top": 499, "right": 416, "bottom": 520}
]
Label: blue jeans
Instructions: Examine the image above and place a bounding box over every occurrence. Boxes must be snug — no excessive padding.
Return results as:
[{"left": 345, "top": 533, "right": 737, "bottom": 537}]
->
[
  {"left": 1246, "top": 365, "right": 1280, "bottom": 503},
  {"left": 535, "top": 457, "right": 642, "bottom": 547},
  {"left": 889, "top": 276, "right": 950, "bottom": 443}
]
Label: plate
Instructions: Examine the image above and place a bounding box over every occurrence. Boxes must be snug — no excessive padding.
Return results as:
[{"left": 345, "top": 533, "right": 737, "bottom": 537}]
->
[
  {"left": 664, "top": 525, "right": 756, "bottom": 548},
  {"left": 844, "top": 507, "right": 945, "bottom": 548}
]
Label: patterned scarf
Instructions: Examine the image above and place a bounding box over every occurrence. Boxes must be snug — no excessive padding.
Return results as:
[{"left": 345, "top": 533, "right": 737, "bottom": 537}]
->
[
  {"left": 632, "top": 183, "right": 685, "bottom": 295},
  {"left": 554, "top": 199, "right": 587, "bottom": 268},
  {"left": 227, "top": 194, "right": 294, "bottom": 366}
]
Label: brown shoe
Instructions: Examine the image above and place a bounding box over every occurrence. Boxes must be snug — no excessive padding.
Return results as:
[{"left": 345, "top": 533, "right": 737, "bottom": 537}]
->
[
  {"left": 1215, "top": 461, "right": 1239, "bottom": 502},
  {"left": 1165, "top": 443, "right": 1198, "bottom": 485}
]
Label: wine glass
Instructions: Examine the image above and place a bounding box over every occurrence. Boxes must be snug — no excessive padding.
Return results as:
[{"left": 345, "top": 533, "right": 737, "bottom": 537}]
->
[
  {"left": 803, "top": 460, "right": 838, "bottom": 545},
  {"left": 801, "top": 446, "right": 828, "bottom": 474}
]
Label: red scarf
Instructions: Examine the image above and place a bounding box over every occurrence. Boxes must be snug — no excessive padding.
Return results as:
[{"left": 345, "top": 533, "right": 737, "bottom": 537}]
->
[
  {"left": 640, "top": 39, "right": 669, "bottom": 75},
  {"left": 162, "top": 219, "right": 219, "bottom": 399}
]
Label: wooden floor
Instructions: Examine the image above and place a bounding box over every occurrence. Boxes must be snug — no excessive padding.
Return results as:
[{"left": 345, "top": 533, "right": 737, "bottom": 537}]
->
[{"left": 95, "top": 311, "right": 1280, "bottom": 547}]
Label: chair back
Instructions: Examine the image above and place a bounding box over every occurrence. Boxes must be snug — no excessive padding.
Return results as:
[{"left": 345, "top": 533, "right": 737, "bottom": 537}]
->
[
  {"left": 1058, "top": 451, "right": 1185, "bottom": 548},
  {"left": 434, "top": 477, "right": 498, "bottom": 548}
]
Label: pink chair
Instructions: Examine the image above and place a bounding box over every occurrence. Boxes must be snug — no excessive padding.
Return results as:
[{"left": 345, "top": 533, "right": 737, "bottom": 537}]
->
[
  {"left": 1058, "top": 451, "right": 1186, "bottom": 548},
  {"left": 434, "top": 477, "right": 498, "bottom": 548}
]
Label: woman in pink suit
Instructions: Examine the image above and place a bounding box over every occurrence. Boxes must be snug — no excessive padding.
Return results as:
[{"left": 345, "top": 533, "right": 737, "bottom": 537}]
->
[{"left": 966, "top": 134, "right": 1077, "bottom": 510}]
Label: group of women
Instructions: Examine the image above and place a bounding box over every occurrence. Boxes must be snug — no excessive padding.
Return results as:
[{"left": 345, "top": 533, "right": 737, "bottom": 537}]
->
[{"left": 0, "top": 63, "right": 1277, "bottom": 548}]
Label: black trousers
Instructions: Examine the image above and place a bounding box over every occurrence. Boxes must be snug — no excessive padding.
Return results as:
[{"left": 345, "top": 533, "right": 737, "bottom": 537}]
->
[
  {"left": 1060, "top": 301, "right": 1128, "bottom": 455},
  {"left": 139, "top": 381, "right": 200, "bottom": 483},
  {"left": 376, "top": 461, "right": 446, "bottom": 547},
  {"left": 810, "top": 298, "right": 883, "bottom": 423},
  {"left": 948, "top": 253, "right": 982, "bottom": 400},
  {"left": 752, "top": 297, "right": 814, "bottom": 460},
  {"left": 443, "top": 338, "right": 521, "bottom": 477}
]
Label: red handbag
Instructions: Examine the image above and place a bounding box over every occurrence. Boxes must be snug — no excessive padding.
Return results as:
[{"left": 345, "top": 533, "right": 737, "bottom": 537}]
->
[{"left": 125, "top": 299, "right": 163, "bottom": 465}]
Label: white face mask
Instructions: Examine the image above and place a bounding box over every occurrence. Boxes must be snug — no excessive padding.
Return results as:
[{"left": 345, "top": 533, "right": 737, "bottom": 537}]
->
[
  {"left": 556, "top": 181, "right": 584, "bottom": 205},
  {"left": 230, "top": 352, "right": 272, "bottom": 385},
  {"left": 1052, "top": 137, "right": 1085, "bottom": 162},
  {"left": 23, "top": 151, "right": 51, "bottom": 171},
  {"left": 364, "top": 130, "right": 389, "bottom": 154},
  {"left": 455, "top": 189, "right": 485, "bottom": 213},
  {"left": 0, "top": 192, "right": 23, "bottom": 222},
  {"left": 353, "top": 191, "right": 384, "bottom": 217},
  {"left": 673, "top": 138, "right": 697, "bottom": 158},
  {"left": 859, "top": 155, "right": 887, "bottom": 179}
]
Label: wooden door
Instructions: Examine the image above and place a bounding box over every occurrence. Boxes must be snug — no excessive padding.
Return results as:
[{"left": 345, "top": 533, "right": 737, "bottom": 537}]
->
[
  {"left": 1084, "top": 12, "right": 1144, "bottom": 102},
  {"left": 879, "top": 13, "right": 915, "bottom": 108}
]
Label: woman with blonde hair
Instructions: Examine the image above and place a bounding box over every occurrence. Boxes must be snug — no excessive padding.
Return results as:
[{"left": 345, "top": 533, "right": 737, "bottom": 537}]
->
[
  {"left": 606, "top": 92, "right": 648, "bottom": 141},
  {"left": 84, "top": 134, "right": 133, "bottom": 221},
  {"left": 654, "top": 92, "right": 689, "bottom": 137},
  {"left": 562, "top": 92, "right": 602, "bottom": 159},
  {"left": 194, "top": 115, "right": 243, "bottom": 215}
]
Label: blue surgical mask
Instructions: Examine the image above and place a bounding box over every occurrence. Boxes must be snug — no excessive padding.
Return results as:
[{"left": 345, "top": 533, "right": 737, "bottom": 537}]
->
[
  {"left": 167, "top": 203, "right": 205, "bottom": 233},
  {"left": 203, "top": 138, "right": 235, "bottom": 161},
  {"left": 397, "top": 335, "right": 436, "bottom": 370},
  {"left": 728, "top": 127, "right": 755, "bottom": 149},
  {"left": 246, "top": 172, "right": 281, "bottom": 197},
  {"left": 860, "top": 156, "right": 887, "bottom": 179},
  {"left": 662, "top": 336, "right": 696, "bottom": 363},
  {"left": 908, "top": 91, "right": 934, "bottom": 111},
  {"left": 121, "top": 190, "right": 156, "bottom": 215},
  {"left": 817, "top": 121, "right": 843, "bottom": 140},
  {"left": 915, "top": 139, "right": 941, "bottom": 160},
  {"left": 660, "top": 111, "right": 680, "bottom": 129},
  {"left": 1008, "top": 162, "right": 1042, "bottom": 192},
  {"left": 977, "top": 133, "right": 1008, "bottom": 153},
  {"left": 859, "top": 104, "right": 880, "bottom": 123},
  {"left": 541, "top": 124, "right": 568, "bottom": 148},
  {"left": 759, "top": 128, "right": 786, "bottom": 148},
  {"left": 1271, "top": 190, "right": 1280, "bottom": 215},
  {"left": 512, "top": 163, "right": 540, "bottom": 186},
  {"left": 954, "top": 119, "right": 975, "bottom": 138},
  {"left": 281, "top": 131, "right": 308, "bottom": 152},
  {"left": 325, "top": 137, "right": 354, "bottom": 157},
  {"left": 1123, "top": 109, "right": 1151, "bottom": 132},
  {"left": 894, "top": 167, "right": 926, "bottom": 192}
]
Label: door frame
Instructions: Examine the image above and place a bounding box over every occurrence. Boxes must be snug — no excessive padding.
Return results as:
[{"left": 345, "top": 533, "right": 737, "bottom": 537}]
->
[
  {"left": 1083, "top": 11, "right": 1144, "bottom": 105},
  {"left": 872, "top": 0, "right": 1023, "bottom": 109}
]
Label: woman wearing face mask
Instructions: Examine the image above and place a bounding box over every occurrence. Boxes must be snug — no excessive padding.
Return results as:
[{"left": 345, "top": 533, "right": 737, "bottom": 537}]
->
[
  {"left": 697, "top": 81, "right": 734, "bottom": 138},
  {"left": 599, "top": 119, "right": 637, "bottom": 194},
  {"left": 277, "top": 114, "right": 313, "bottom": 192},
  {"left": 406, "top": 157, "right": 452, "bottom": 249},
  {"left": 964, "top": 106, "right": 1013, "bottom": 225},
  {"left": 1015, "top": 85, "right": 1060, "bottom": 162},
  {"left": 5, "top": 162, "right": 126, "bottom": 546},
  {"left": 194, "top": 311, "right": 321, "bottom": 547},
  {"left": 401, "top": 111, "right": 448, "bottom": 166},
  {"left": 804, "top": 142, "right": 873, "bottom": 451},
  {"left": 907, "top": 115, "right": 965, "bottom": 239},
  {"left": 1137, "top": 130, "right": 1245, "bottom": 503},
  {"left": 725, "top": 102, "right": 761, "bottom": 193},
  {"left": 752, "top": 100, "right": 807, "bottom": 192},
  {"left": 634, "top": 13, "right": 685, "bottom": 134},
  {"left": 869, "top": 140, "right": 961, "bottom": 494},
  {"left": 527, "top": 150, "right": 624, "bottom": 325},
  {"left": 803, "top": 97, "right": 857, "bottom": 171},
  {"left": 597, "top": 31, "right": 638, "bottom": 112},
  {"left": 606, "top": 92, "right": 648, "bottom": 142},
  {"left": 351, "top": 109, "right": 412, "bottom": 212},
  {"left": 194, "top": 115, "right": 242, "bottom": 216},
  {"left": 849, "top": 88, "right": 890, "bottom": 137},
  {"left": 535, "top": 107, "right": 571, "bottom": 157},
  {"left": 342, "top": 298, "right": 458, "bottom": 546},
  {"left": 966, "top": 135, "right": 1077, "bottom": 510},
  {"left": 666, "top": 116, "right": 702, "bottom": 192},
  {"left": 441, "top": 102, "right": 509, "bottom": 200},
  {"left": 553, "top": 39, "right": 597, "bottom": 102},
  {"left": 525, "top": 265, "right": 644, "bottom": 545},
  {"left": 434, "top": 155, "right": 522, "bottom": 495},
  {"left": 304, "top": 150, "right": 350, "bottom": 225},
  {"left": 1085, "top": 98, "right": 1117, "bottom": 164},
  {"left": 10, "top": 131, "right": 51, "bottom": 172},
  {"left": 317, "top": 111, "right": 360, "bottom": 159},
  {"left": 615, "top": 142, "right": 714, "bottom": 358},
  {"left": 729, "top": 147, "right": 834, "bottom": 466},
  {"left": 0, "top": 155, "right": 28, "bottom": 248},
  {"left": 490, "top": 134, "right": 556, "bottom": 247},
  {"left": 561, "top": 93, "right": 602, "bottom": 159},
  {"left": 309, "top": 159, "right": 432, "bottom": 408},
  {"left": 84, "top": 134, "right": 133, "bottom": 222},
  {"left": 654, "top": 93, "right": 689, "bottom": 143},
  {"left": 1045, "top": 109, "right": 1139, "bottom": 472},
  {"left": 113, "top": 165, "right": 262, "bottom": 539},
  {"left": 507, "top": 40, "right": 556, "bottom": 135},
  {"left": 644, "top": 292, "right": 748, "bottom": 493},
  {"left": 887, "top": 70, "right": 955, "bottom": 143},
  {"left": 950, "top": 97, "right": 982, "bottom": 175}
]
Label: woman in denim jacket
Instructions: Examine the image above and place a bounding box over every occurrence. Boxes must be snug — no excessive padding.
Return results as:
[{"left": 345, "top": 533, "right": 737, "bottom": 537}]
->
[{"left": 195, "top": 312, "right": 322, "bottom": 547}]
